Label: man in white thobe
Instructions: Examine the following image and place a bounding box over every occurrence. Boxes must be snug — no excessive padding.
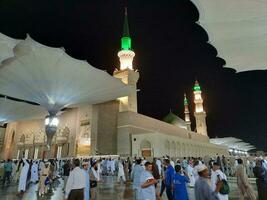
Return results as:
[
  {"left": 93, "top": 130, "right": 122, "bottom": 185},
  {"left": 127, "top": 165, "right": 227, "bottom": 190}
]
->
[
  {"left": 18, "top": 159, "right": 30, "bottom": 194},
  {"left": 140, "top": 161, "right": 157, "bottom": 200},
  {"left": 65, "top": 159, "right": 86, "bottom": 200},
  {"left": 110, "top": 159, "right": 115, "bottom": 175},
  {"left": 107, "top": 158, "right": 112, "bottom": 174},
  {"left": 188, "top": 162, "right": 195, "bottom": 187},
  {"left": 117, "top": 160, "right": 126, "bottom": 183},
  {"left": 30, "top": 161, "right": 39, "bottom": 183},
  {"left": 82, "top": 162, "right": 90, "bottom": 200},
  {"left": 211, "top": 162, "right": 229, "bottom": 200}
]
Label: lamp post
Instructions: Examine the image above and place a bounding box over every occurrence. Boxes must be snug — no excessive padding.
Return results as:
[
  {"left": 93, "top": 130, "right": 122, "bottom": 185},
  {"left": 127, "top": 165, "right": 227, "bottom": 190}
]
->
[{"left": 45, "top": 115, "right": 59, "bottom": 157}]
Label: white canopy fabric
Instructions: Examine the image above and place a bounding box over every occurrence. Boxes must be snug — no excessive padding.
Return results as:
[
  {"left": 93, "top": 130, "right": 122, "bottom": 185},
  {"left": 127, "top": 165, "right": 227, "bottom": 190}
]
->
[
  {"left": 0, "top": 33, "right": 20, "bottom": 63},
  {"left": 0, "top": 35, "right": 132, "bottom": 114},
  {"left": 210, "top": 137, "right": 255, "bottom": 151},
  {"left": 192, "top": 0, "right": 267, "bottom": 72},
  {"left": 0, "top": 98, "right": 47, "bottom": 125}
]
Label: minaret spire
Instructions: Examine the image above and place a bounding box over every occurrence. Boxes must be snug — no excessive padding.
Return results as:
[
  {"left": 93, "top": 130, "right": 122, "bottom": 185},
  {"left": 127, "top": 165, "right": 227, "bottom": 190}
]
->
[
  {"left": 117, "top": 6, "right": 135, "bottom": 70},
  {"left": 113, "top": 7, "right": 139, "bottom": 112},
  {"left": 193, "top": 80, "right": 208, "bottom": 136},
  {"left": 184, "top": 93, "right": 191, "bottom": 131},
  {"left": 121, "top": 7, "right": 131, "bottom": 50}
]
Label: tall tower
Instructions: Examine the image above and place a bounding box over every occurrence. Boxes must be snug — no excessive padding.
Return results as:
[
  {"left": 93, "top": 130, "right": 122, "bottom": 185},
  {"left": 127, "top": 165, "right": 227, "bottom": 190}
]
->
[
  {"left": 113, "top": 7, "right": 139, "bottom": 112},
  {"left": 193, "top": 80, "right": 207, "bottom": 136},
  {"left": 184, "top": 93, "right": 191, "bottom": 131}
]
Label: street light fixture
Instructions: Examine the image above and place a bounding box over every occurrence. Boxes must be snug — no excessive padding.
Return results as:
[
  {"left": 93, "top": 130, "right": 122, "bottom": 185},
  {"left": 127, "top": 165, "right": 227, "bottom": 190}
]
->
[{"left": 45, "top": 115, "right": 59, "bottom": 151}]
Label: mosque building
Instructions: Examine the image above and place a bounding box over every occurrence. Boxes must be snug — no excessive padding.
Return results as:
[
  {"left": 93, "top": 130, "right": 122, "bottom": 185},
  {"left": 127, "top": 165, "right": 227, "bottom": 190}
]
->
[{"left": 0, "top": 9, "right": 228, "bottom": 160}]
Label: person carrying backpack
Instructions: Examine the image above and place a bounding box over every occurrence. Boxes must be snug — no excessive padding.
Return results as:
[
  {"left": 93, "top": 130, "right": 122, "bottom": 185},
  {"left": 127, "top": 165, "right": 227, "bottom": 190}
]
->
[{"left": 211, "top": 162, "right": 229, "bottom": 200}]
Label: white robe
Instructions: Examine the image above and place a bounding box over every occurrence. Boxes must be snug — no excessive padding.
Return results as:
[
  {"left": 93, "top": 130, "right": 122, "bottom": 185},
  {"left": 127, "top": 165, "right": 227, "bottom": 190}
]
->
[
  {"left": 30, "top": 163, "right": 39, "bottom": 182},
  {"left": 18, "top": 160, "right": 30, "bottom": 192},
  {"left": 107, "top": 160, "right": 112, "bottom": 171},
  {"left": 110, "top": 160, "right": 115, "bottom": 172},
  {"left": 97, "top": 162, "right": 101, "bottom": 181},
  {"left": 156, "top": 159, "right": 162, "bottom": 175},
  {"left": 117, "top": 162, "right": 126, "bottom": 182},
  {"left": 211, "top": 169, "right": 229, "bottom": 200},
  {"left": 187, "top": 164, "right": 195, "bottom": 187}
]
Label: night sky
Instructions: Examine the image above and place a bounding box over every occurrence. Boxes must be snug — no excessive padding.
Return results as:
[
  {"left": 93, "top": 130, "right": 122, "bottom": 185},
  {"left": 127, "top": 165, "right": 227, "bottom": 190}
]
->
[{"left": 0, "top": 0, "right": 266, "bottom": 151}]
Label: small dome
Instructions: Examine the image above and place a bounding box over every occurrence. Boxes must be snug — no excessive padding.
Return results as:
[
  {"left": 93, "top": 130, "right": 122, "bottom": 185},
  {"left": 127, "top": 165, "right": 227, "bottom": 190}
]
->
[{"left": 163, "top": 112, "right": 187, "bottom": 129}]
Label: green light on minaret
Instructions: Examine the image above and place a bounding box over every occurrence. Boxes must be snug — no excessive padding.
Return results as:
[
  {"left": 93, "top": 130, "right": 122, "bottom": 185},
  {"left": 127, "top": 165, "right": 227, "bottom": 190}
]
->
[
  {"left": 184, "top": 94, "right": 188, "bottom": 105},
  {"left": 193, "top": 80, "right": 201, "bottom": 91},
  {"left": 193, "top": 85, "right": 201, "bottom": 91},
  {"left": 121, "top": 7, "right": 131, "bottom": 50}
]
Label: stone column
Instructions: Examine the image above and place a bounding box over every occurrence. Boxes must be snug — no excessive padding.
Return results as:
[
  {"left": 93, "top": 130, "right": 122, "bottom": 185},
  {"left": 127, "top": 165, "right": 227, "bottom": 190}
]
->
[
  {"left": 57, "top": 145, "right": 62, "bottom": 159},
  {"left": 24, "top": 149, "right": 29, "bottom": 159},
  {"left": 34, "top": 147, "right": 39, "bottom": 159},
  {"left": 16, "top": 149, "right": 20, "bottom": 160}
]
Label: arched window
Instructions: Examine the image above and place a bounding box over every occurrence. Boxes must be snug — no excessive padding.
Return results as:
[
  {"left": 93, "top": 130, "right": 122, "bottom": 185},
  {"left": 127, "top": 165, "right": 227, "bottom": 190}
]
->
[
  {"left": 165, "top": 140, "right": 170, "bottom": 156},
  {"left": 140, "top": 140, "right": 152, "bottom": 157}
]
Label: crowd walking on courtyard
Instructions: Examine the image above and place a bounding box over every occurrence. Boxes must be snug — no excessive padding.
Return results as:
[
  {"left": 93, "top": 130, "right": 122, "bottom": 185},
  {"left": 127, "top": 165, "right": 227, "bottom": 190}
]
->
[{"left": 0, "top": 154, "right": 267, "bottom": 199}]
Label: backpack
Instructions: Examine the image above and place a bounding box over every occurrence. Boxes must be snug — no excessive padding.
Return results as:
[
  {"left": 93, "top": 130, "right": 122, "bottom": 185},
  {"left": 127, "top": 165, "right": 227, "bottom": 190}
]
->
[{"left": 219, "top": 179, "right": 230, "bottom": 195}]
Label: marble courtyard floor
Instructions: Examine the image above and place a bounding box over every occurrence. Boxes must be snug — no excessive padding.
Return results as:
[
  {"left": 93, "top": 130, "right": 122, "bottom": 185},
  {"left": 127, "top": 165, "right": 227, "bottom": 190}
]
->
[{"left": 0, "top": 176, "right": 255, "bottom": 200}]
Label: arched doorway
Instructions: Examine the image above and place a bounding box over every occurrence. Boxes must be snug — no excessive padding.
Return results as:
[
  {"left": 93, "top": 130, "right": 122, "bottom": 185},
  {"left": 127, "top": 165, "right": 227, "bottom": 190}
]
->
[{"left": 140, "top": 140, "right": 152, "bottom": 157}]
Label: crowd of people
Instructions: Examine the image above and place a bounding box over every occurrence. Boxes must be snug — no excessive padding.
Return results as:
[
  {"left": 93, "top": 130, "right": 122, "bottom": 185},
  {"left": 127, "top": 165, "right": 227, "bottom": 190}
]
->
[{"left": 0, "top": 154, "right": 266, "bottom": 200}]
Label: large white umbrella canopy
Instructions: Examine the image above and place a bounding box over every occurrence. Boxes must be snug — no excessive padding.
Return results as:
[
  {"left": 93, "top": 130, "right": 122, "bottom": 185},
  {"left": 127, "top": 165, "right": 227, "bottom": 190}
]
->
[
  {"left": 0, "top": 35, "right": 132, "bottom": 115},
  {"left": 0, "top": 97, "right": 47, "bottom": 125},
  {"left": 0, "top": 33, "right": 20, "bottom": 63},
  {"left": 192, "top": 0, "right": 267, "bottom": 72}
]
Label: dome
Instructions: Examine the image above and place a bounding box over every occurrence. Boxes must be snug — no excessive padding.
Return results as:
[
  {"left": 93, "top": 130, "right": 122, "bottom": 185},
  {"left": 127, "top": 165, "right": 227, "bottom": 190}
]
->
[{"left": 163, "top": 112, "right": 187, "bottom": 129}]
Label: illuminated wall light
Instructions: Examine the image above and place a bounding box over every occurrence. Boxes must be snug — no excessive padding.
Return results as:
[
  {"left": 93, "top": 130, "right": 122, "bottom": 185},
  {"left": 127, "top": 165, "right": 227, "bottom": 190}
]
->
[{"left": 80, "top": 137, "right": 91, "bottom": 146}]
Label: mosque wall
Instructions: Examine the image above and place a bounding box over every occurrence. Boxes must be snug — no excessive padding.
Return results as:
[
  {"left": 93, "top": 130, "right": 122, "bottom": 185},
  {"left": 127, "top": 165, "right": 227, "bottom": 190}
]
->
[
  {"left": 92, "top": 100, "right": 119, "bottom": 155},
  {"left": 0, "top": 128, "right": 6, "bottom": 159},
  {"left": 2, "top": 122, "right": 18, "bottom": 159},
  {"left": 117, "top": 126, "right": 132, "bottom": 157},
  {"left": 75, "top": 105, "right": 93, "bottom": 156},
  {"left": 132, "top": 132, "right": 228, "bottom": 158},
  {"left": 0, "top": 128, "right": 6, "bottom": 156},
  {"left": 0, "top": 108, "right": 82, "bottom": 159}
]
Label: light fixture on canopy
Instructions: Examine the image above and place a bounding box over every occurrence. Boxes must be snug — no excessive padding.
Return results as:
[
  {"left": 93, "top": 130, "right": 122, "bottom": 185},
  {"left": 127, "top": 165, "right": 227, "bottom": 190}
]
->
[
  {"left": 192, "top": 0, "right": 267, "bottom": 72},
  {"left": 45, "top": 115, "right": 59, "bottom": 150}
]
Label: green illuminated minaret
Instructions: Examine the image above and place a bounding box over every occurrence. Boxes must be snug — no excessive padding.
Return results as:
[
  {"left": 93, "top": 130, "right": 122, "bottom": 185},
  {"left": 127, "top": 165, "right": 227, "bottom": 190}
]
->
[
  {"left": 116, "top": 7, "right": 135, "bottom": 70},
  {"left": 184, "top": 93, "right": 191, "bottom": 131},
  {"left": 114, "top": 7, "right": 139, "bottom": 112},
  {"left": 121, "top": 7, "right": 131, "bottom": 50},
  {"left": 193, "top": 80, "right": 207, "bottom": 136}
]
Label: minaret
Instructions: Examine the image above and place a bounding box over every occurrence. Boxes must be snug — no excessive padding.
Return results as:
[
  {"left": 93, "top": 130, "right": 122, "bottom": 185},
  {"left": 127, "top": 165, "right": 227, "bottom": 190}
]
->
[
  {"left": 113, "top": 7, "right": 139, "bottom": 112},
  {"left": 184, "top": 93, "right": 191, "bottom": 131},
  {"left": 193, "top": 80, "right": 208, "bottom": 136}
]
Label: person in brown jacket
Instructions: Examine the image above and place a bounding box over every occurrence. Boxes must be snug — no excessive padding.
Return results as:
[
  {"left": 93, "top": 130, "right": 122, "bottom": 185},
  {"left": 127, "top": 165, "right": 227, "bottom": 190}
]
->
[{"left": 236, "top": 158, "right": 256, "bottom": 200}]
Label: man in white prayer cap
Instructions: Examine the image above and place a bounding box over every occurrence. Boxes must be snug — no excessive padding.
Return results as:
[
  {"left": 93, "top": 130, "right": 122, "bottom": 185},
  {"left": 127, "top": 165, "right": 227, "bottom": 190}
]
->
[{"left": 194, "top": 164, "right": 222, "bottom": 200}]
